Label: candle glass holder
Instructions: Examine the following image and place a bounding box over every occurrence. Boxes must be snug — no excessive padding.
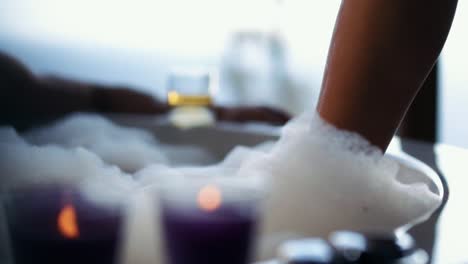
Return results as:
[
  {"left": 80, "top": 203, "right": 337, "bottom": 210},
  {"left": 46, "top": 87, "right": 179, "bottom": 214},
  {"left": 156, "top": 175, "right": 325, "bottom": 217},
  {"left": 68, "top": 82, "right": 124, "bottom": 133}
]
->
[
  {"left": 158, "top": 174, "right": 265, "bottom": 264},
  {"left": 1, "top": 184, "right": 124, "bottom": 264}
]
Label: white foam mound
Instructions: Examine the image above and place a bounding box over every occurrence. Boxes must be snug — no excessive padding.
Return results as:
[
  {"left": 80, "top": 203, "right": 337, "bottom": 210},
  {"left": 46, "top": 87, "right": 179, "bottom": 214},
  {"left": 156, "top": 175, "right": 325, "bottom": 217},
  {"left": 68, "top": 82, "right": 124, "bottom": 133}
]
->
[
  {"left": 0, "top": 127, "right": 137, "bottom": 206},
  {"left": 24, "top": 114, "right": 216, "bottom": 172},
  {"left": 24, "top": 114, "right": 168, "bottom": 173},
  {"left": 234, "top": 112, "right": 441, "bottom": 258},
  {"left": 0, "top": 112, "right": 442, "bottom": 261}
]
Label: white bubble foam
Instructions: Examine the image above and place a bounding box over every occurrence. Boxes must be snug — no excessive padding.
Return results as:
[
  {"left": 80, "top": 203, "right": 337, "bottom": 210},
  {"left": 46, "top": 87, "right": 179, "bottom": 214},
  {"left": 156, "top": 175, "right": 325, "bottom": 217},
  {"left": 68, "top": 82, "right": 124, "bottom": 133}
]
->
[
  {"left": 24, "top": 114, "right": 169, "bottom": 173},
  {"left": 0, "top": 114, "right": 217, "bottom": 207},
  {"left": 0, "top": 112, "right": 441, "bottom": 260},
  {"left": 234, "top": 112, "right": 441, "bottom": 258},
  {"left": 0, "top": 127, "right": 137, "bottom": 207}
]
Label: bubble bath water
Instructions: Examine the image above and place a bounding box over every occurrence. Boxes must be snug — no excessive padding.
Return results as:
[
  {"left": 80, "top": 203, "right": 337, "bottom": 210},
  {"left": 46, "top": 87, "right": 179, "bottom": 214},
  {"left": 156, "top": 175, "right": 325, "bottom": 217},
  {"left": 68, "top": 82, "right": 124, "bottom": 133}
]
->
[{"left": 0, "top": 112, "right": 441, "bottom": 261}]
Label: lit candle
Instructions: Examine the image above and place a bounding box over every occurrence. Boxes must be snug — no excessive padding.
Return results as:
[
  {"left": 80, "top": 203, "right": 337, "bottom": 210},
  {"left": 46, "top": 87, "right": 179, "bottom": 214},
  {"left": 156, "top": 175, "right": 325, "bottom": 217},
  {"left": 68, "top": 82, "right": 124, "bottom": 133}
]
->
[
  {"left": 4, "top": 185, "right": 123, "bottom": 264},
  {"left": 160, "top": 181, "right": 262, "bottom": 264}
]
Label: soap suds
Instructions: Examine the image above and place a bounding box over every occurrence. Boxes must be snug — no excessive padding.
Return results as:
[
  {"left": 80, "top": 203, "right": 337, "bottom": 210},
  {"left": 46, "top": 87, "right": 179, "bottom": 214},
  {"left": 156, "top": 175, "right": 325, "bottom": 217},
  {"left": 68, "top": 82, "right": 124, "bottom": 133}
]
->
[{"left": 0, "top": 112, "right": 441, "bottom": 259}]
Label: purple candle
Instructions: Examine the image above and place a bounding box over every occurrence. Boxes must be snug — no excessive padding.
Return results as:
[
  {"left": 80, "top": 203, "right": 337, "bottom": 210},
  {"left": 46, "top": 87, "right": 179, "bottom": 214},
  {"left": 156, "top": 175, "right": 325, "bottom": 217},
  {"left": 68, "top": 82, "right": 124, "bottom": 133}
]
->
[
  {"left": 160, "top": 182, "right": 261, "bottom": 264},
  {"left": 3, "top": 185, "right": 123, "bottom": 264}
]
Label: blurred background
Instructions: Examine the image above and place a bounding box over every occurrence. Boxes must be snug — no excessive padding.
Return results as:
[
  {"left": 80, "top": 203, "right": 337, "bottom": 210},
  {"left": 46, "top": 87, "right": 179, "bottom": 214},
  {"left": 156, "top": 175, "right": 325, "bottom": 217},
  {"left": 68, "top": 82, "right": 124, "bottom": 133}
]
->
[{"left": 0, "top": 0, "right": 467, "bottom": 148}]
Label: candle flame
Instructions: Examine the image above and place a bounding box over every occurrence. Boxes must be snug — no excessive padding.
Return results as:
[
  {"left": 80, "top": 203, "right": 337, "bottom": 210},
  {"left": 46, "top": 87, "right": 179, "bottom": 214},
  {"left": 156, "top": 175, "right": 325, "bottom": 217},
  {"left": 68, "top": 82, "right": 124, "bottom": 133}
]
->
[
  {"left": 57, "top": 203, "right": 79, "bottom": 239},
  {"left": 197, "top": 184, "right": 222, "bottom": 212}
]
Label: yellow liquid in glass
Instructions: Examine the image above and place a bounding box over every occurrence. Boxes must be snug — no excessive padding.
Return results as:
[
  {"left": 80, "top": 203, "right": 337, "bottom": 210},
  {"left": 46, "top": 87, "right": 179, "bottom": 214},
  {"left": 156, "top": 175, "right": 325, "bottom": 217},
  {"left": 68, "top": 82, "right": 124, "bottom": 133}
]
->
[{"left": 167, "top": 91, "right": 212, "bottom": 107}]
